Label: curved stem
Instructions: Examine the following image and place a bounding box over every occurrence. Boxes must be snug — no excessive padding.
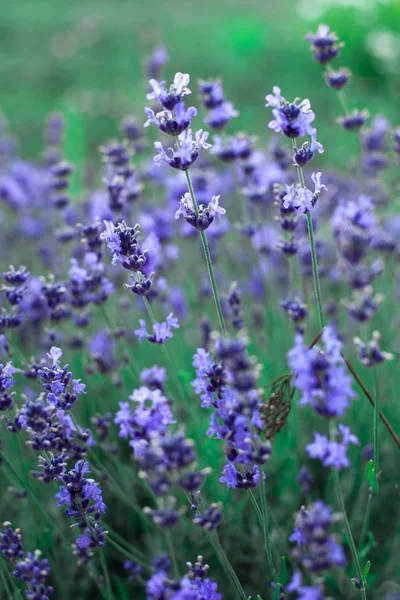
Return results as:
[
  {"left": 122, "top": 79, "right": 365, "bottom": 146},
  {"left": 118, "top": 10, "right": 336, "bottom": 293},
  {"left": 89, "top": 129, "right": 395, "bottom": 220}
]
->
[
  {"left": 291, "top": 140, "right": 324, "bottom": 329},
  {"left": 106, "top": 535, "right": 151, "bottom": 569},
  {"left": 248, "top": 487, "right": 278, "bottom": 581},
  {"left": 358, "top": 494, "right": 372, "bottom": 551},
  {"left": 99, "top": 549, "right": 114, "bottom": 600},
  {"left": 305, "top": 212, "right": 324, "bottom": 330},
  {"left": 184, "top": 170, "right": 227, "bottom": 337},
  {"left": 329, "top": 422, "right": 367, "bottom": 598},
  {"left": 165, "top": 529, "right": 180, "bottom": 580},
  {"left": 372, "top": 368, "right": 379, "bottom": 479},
  {"left": 205, "top": 529, "right": 247, "bottom": 600}
]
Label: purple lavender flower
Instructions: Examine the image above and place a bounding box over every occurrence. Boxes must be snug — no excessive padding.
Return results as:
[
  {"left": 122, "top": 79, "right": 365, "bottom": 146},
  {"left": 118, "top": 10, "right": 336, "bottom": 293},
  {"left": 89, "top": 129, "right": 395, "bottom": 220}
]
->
[
  {"left": 293, "top": 130, "right": 324, "bottom": 166},
  {"left": 204, "top": 102, "right": 239, "bottom": 130},
  {"left": 192, "top": 503, "right": 222, "bottom": 531},
  {"left": 144, "top": 102, "right": 197, "bottom": 136},
  {"left": 115, "top": 386, "right": 174, "bottom": 446},
  {"left": 134, "top": 313, "right": 179, "bottom": 344},
  {"left": 266, "top": 87, "right": 316, "bottom": 139},
  {"left": 0, "top": 522, "right": 24, "bottom": 560},
  {"left": 193, "top": 337, "right": 271, "bottom": 489},
  {"left": 14, "top": 550, "right": 54, "bottom": 599},
  {"left": 144, "top": 46, "right": 169, "bottom": 81},
  {"left": 56, "top": 460, "right": 106, "bottom": 551},
  {"left": 280, "top": 296, "right": 308, "bottom": 333},
  {"left": 0, "top": 361, "right": 17, "bottom": 394},
  {"left": 1, "top": 523, "right": 53, "bottom": 599},
  {"left": 354, "top": 331, "right": 393, "bottom": 367},
  {"left": 175, "top": 193, "right": 226, "bottom": 231},
  {"left": 304, "top": 24, "right": 343, "bottom": 64},
  {"left": 324, "top": 68, "right": 351, "bottom": 90},
  {"left": 102, "top": 221, "right": 147, "bottom": 271},
  {"left": 306, "top": 425, "right": 359, "bottom": 470},
  {"left": 199, "top": 80, "right": 225, "bottom": 108},
  {"left": 38, "top": 347, "right": 86, "bottom": 411},
  {"left": 287, "top": 326, "right": 356, "bottom": 418},
  {"left": 145, "top": 555, "right": 221, "bottom": 599},
  {"left": 140, "top": 365, "right": 167, "bottom": 391},
  {"left": 210, "top": 133, "right": 252, "bottom": 161},
  {"left": 220, "top": 463, "right": 262, "bottom": 489},
  {"left": 153, "top": 129, "right": 211, "bottom": 171},
  {"left": 297, "top": 466, "right": 313, "bottom": 495},
  {"left": 282, "top": 172, "right": 327, "bottom": 213},
  {"left": 289, "top": 500, "right": 346, "bottom": 572},
  {"left": 287, "top": 570, "right": 323, "bottom": 600},
  {"left": 146, "top": 72, "right": 191, "bottom": 110},
  {"left": 124, "top": 559, "right": 142, "bottom": 582},
  {"left": 337, "top": 109, "right": 369, "bottom": 132},
  {"left": 44, "top": 112, "right": 64, "bottom": 147}
]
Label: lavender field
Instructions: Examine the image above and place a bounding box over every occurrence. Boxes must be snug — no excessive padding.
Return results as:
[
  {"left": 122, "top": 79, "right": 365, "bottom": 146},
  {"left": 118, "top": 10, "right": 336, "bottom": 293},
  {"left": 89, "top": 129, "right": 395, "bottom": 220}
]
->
[{"left": 0, "top": 3, "right": 399, "bottom": 599}]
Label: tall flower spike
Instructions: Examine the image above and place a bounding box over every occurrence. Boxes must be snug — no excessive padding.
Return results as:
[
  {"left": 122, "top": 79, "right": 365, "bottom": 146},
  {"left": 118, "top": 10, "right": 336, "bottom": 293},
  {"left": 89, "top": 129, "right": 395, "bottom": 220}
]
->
[{"left": 287, "top": 325, "right": 356, "bottom": 418}]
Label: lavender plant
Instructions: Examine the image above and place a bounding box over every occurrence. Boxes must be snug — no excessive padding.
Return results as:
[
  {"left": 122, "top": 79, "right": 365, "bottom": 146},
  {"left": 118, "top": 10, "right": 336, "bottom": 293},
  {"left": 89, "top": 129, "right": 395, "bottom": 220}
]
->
[{"left": 0, "top": 21, "right": 399, "bottom": 600}]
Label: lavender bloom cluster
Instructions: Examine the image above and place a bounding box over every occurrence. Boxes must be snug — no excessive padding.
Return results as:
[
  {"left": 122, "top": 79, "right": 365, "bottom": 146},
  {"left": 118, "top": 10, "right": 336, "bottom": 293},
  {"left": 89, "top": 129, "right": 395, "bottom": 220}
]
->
[
  {"left": 192, "top": 337, "right": 271, "bottom": 489},
  {"left": 0, "top": 522, "right": 54, "bottom": 599}
]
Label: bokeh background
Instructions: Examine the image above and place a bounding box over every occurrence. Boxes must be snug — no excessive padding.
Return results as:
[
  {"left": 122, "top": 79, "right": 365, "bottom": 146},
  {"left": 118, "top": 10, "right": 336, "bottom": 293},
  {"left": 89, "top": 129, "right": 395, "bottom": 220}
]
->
[{"left": 2, "top": 0, "right": 400, "bottom": 165}]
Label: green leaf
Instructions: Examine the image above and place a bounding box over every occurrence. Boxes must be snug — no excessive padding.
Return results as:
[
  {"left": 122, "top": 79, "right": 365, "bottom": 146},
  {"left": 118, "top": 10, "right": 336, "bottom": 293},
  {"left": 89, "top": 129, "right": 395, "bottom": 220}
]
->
[
  {"left": 362, "top": 560, "right": 371, "bottom": 582},
  {"left": 366, "top": 460, "right": 379, "bottom": 495},
  {"left": 273, "top": 586, "right": 281, "bottom": 600},
  {"left": 280, "top": 556, "right": 287, "bottom": 586}
]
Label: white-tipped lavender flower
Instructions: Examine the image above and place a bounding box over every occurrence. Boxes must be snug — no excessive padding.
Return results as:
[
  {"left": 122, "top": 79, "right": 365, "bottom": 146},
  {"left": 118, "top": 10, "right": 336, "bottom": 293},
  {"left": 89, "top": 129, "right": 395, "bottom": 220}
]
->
[
  {"left": 175, "top": 193, "right": 226, "bottom": 231},
  {"left": 304, "top": 24, "right": 343, "bottom": 64},
  {"left": 146, "top": 72, "right": 191, "bottom": 110},
  {"left": 283, "top": 172, "right": 327, "bottom": 213},
  {"left": 266, "top": 86, "right": 315, "bottom": 139},
  {"left": 354, "top": 331, "right": 394, "bottom": 368},
  {"left": 153, "top": 129, "right": 211, "bottom": 171},
  {"left": 144, "top": 102, "right": 197, "bottom": 136}
]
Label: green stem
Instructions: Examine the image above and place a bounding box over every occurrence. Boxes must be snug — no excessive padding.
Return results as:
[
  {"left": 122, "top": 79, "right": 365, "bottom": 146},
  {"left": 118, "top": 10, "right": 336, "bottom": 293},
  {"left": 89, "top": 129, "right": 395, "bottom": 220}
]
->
[
  {"left": 0, "top": 556, "right": 13, "bottom": 599},
  {"left": 292, "top": 140, "right": 324, "bottom": 329},
  {"left": 358, "top": 494, "right": 372, "bottom": 551},
  {"left": 184, "top": 169, "right": 227, "bottom": 337},
  {"left": 204, "top": 529, "right": 247, "bottom": 600},
  {"left": 248, "top": 488, "right": 278, "bottom": 581},
  {"left": 106, "top": 535, "right": 151, "bottom": 569},
  {"left": 165, "top": 529, "right": 180, "bottom": 580},
  {"left": 329, "top": 422, "right": 367, "bottom": 598},
  {"left": 99, "top": 549, "right": 114, "bottom": 600},
  {"left": 305, "top": 212, "right": 324, "bottom": 330},
  {"left": 372, "top": 368, "right": 379, "bottom": 480}
]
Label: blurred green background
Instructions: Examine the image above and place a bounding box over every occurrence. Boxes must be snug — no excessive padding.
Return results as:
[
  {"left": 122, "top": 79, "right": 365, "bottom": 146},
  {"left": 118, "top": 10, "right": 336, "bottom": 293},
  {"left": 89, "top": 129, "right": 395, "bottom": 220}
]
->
[{"left": 1, "top": 0, "right": 400, "bottom": 166}]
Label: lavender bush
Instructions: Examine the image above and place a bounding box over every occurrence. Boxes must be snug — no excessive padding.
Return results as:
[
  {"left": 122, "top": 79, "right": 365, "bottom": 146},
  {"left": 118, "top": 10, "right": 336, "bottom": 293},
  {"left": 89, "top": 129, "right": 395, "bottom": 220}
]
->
[{"left": 0, "top": 24, "right": 399, "bottom": 600}]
